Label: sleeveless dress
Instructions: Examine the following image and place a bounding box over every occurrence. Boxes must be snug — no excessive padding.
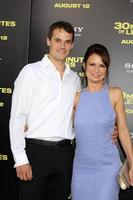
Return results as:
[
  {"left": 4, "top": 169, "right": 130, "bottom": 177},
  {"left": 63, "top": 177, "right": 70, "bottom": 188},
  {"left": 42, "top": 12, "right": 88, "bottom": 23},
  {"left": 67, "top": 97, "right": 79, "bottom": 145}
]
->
[{"left": 71, "top": 84, "right": 121, "bottom": 200}]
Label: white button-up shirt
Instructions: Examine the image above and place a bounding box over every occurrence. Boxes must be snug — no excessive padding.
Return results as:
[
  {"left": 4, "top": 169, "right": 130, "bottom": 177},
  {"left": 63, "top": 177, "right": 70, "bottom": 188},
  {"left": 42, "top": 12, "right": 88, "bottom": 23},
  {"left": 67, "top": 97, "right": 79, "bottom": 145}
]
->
[{"left": 9, "top": 54, "right": 81, "bottom": 167}]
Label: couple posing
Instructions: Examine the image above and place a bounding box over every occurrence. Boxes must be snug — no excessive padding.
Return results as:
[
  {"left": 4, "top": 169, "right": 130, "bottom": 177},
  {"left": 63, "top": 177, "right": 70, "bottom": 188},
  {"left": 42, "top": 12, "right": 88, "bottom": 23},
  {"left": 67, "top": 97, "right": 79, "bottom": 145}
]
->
[{"left": 9, "top": 21, "right": 133, "bottom": 200}]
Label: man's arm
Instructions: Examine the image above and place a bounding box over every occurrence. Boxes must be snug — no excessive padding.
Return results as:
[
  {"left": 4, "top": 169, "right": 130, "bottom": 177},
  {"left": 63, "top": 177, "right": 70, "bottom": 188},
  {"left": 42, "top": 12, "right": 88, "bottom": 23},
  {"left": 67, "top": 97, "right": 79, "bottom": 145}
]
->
[{"left": 9, "top": 66, "right": 33, "bottom": 168}]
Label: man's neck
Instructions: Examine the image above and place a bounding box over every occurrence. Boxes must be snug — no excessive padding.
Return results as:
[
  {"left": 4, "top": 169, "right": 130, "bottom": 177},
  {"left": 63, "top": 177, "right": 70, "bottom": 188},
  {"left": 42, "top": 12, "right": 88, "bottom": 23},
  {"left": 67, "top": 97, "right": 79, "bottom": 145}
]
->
[{"left": 48, "top": 54, "right": 65, "bottom": 78}]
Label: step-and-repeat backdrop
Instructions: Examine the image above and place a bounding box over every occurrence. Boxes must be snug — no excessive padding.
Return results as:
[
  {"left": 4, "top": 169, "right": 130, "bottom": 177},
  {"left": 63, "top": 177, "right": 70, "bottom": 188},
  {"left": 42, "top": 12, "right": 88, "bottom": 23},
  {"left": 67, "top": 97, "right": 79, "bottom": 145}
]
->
[
  {"left": 0, "top": 0, "right": 31, "bottom": 198},
  {"left": 0, "top": 0, "right": 133, "bottom": 199}
]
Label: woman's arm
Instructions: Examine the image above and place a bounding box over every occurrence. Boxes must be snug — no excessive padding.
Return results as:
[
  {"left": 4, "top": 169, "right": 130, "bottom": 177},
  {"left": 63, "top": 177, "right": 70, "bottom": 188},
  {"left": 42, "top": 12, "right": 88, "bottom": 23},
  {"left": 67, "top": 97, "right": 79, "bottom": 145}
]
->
[
  {"left": 72, "top": 92, "right": 80, "bottom": 126},
  {"left": 73, "top": 92, "right": 80, "bottom": 112},
  {"left": 112, "top": 87, "right": 133, "bottom": 185}
]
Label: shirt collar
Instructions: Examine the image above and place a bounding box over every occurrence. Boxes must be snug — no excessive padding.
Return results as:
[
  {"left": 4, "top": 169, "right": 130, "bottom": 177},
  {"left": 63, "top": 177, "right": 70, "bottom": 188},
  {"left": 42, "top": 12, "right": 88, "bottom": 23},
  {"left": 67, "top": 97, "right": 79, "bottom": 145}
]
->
[{"left": 41, "top": 54, "right": 71, "bottom": 74}]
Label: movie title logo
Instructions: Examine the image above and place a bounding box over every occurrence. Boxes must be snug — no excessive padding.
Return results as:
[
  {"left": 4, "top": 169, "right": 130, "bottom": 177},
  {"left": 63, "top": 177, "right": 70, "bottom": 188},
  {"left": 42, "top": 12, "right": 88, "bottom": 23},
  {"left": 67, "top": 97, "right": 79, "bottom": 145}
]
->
[
  {"left": 0, "top": 154, "right": 8, "bottom": 160},
  {"left": 123, "top": 91, "right": 133, "bottom": 113},
  {"left": 0, "top": 88, "right": 12, "bottom": 94},
  {"left": 114, "top": 22, "right": 133, "bottom": 44},
  {"left": 0, "top": 88, "right": 12, "bottom": 108},
  {"left": 66, "top": 56, "right": 84, "bottom": 68},
  {"left": 0, "top": 21, "right": 16, "bottom": 27},
  {"left": 54, "top": 3, "right": 91, "bottom": 9},
  {"left": 114, "top": 22, "right": 133, "bottom": 35},
  {"left": 0, "top": 20, "right": 16, "bottom": 41},
  {"left": 123, "top": 92, "right": 133, "bottom": 105}
]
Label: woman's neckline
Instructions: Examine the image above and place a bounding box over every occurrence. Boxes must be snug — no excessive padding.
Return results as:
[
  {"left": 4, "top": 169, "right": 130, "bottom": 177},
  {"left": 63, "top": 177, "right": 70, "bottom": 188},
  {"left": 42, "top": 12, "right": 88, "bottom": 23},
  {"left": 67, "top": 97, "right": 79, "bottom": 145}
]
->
[{"left": 84, "top": 83, "right": 107, "bottom": 94}]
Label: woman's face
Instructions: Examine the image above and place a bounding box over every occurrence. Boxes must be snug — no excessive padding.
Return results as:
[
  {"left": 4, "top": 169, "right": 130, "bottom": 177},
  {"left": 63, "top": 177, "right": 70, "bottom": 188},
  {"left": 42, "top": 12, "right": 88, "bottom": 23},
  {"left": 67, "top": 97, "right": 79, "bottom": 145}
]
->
[{"left": 84, "top": 53, "right": 107, "bottom": 84}]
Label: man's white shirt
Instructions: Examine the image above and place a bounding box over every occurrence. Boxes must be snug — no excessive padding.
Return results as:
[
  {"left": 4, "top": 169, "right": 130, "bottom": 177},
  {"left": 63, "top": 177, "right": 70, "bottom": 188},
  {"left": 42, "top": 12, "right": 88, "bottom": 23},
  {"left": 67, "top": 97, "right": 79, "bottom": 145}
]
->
[{"left": 9, "top": 54, "right": 81, "bottom": 167}]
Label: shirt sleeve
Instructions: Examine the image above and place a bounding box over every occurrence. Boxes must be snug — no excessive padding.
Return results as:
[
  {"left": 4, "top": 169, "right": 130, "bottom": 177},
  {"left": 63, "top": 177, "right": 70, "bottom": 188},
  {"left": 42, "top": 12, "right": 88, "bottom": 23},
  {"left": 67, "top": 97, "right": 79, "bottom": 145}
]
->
[{"left": 9, "top": 65, "right": 34, "bottom": 167}]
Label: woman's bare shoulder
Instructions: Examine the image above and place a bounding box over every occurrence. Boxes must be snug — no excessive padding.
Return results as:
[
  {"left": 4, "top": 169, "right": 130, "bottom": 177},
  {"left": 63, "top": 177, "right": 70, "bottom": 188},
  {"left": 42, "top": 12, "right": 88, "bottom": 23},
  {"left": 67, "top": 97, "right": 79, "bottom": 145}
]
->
[
  {"left": 109, "top": 86, "right": 123, "bottom": 99},
  {"left": 109, "top": 86, "right": 123, "bottom": 93}
]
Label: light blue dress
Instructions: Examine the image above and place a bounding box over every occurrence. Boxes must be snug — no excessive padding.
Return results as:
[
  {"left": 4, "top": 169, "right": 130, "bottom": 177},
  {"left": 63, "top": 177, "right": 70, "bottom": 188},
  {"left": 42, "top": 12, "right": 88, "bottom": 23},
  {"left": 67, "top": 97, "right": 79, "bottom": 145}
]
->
[{"left": 71, "top": 84, "right": 121, "bottom": 200}]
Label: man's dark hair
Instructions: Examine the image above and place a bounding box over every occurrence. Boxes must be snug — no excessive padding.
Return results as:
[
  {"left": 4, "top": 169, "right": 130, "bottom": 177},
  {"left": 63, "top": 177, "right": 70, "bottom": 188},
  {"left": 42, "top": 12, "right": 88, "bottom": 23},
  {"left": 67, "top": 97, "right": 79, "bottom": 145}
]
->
[{"left": 48, "top": 21, "right": 75, "bottom": 43}]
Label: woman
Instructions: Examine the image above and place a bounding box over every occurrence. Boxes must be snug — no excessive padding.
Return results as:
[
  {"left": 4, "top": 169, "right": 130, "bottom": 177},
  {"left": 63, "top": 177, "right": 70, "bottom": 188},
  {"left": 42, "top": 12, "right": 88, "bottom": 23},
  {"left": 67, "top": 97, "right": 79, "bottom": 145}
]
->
[{"left": 71, "top": 43, "right": 133, "bottom": 200}]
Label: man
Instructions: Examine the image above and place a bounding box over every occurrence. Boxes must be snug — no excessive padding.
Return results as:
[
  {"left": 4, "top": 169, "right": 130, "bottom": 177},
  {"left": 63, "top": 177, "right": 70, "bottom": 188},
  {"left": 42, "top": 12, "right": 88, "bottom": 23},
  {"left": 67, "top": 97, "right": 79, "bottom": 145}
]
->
[{"left": 9, "top": 21, "right": 117, "bottom": 200}]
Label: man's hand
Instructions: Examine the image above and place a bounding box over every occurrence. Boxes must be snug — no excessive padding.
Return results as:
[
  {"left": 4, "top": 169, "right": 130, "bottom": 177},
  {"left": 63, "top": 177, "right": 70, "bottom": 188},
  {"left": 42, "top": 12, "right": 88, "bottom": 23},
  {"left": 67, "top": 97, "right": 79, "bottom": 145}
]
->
[
  {"left": 16, "top": 164, "right": 33, "bottom": 181},
  {"left": 111, "top": 125, "right": 119, "bottom": 144}
]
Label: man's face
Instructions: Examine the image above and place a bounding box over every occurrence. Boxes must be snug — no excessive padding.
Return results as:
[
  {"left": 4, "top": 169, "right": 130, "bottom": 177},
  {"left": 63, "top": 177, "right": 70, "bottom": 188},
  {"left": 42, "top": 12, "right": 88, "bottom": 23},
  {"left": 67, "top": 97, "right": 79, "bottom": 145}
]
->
[{"left": 47, "top": 28, "right": 74, "bottom": 62}]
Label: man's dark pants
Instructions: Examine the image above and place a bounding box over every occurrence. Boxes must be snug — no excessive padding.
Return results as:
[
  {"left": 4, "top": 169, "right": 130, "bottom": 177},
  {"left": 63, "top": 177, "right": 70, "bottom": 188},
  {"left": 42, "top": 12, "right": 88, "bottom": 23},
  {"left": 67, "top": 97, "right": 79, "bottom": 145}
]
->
[{"left": 19, "top": 138, "right": 74, "bottom": 200}]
